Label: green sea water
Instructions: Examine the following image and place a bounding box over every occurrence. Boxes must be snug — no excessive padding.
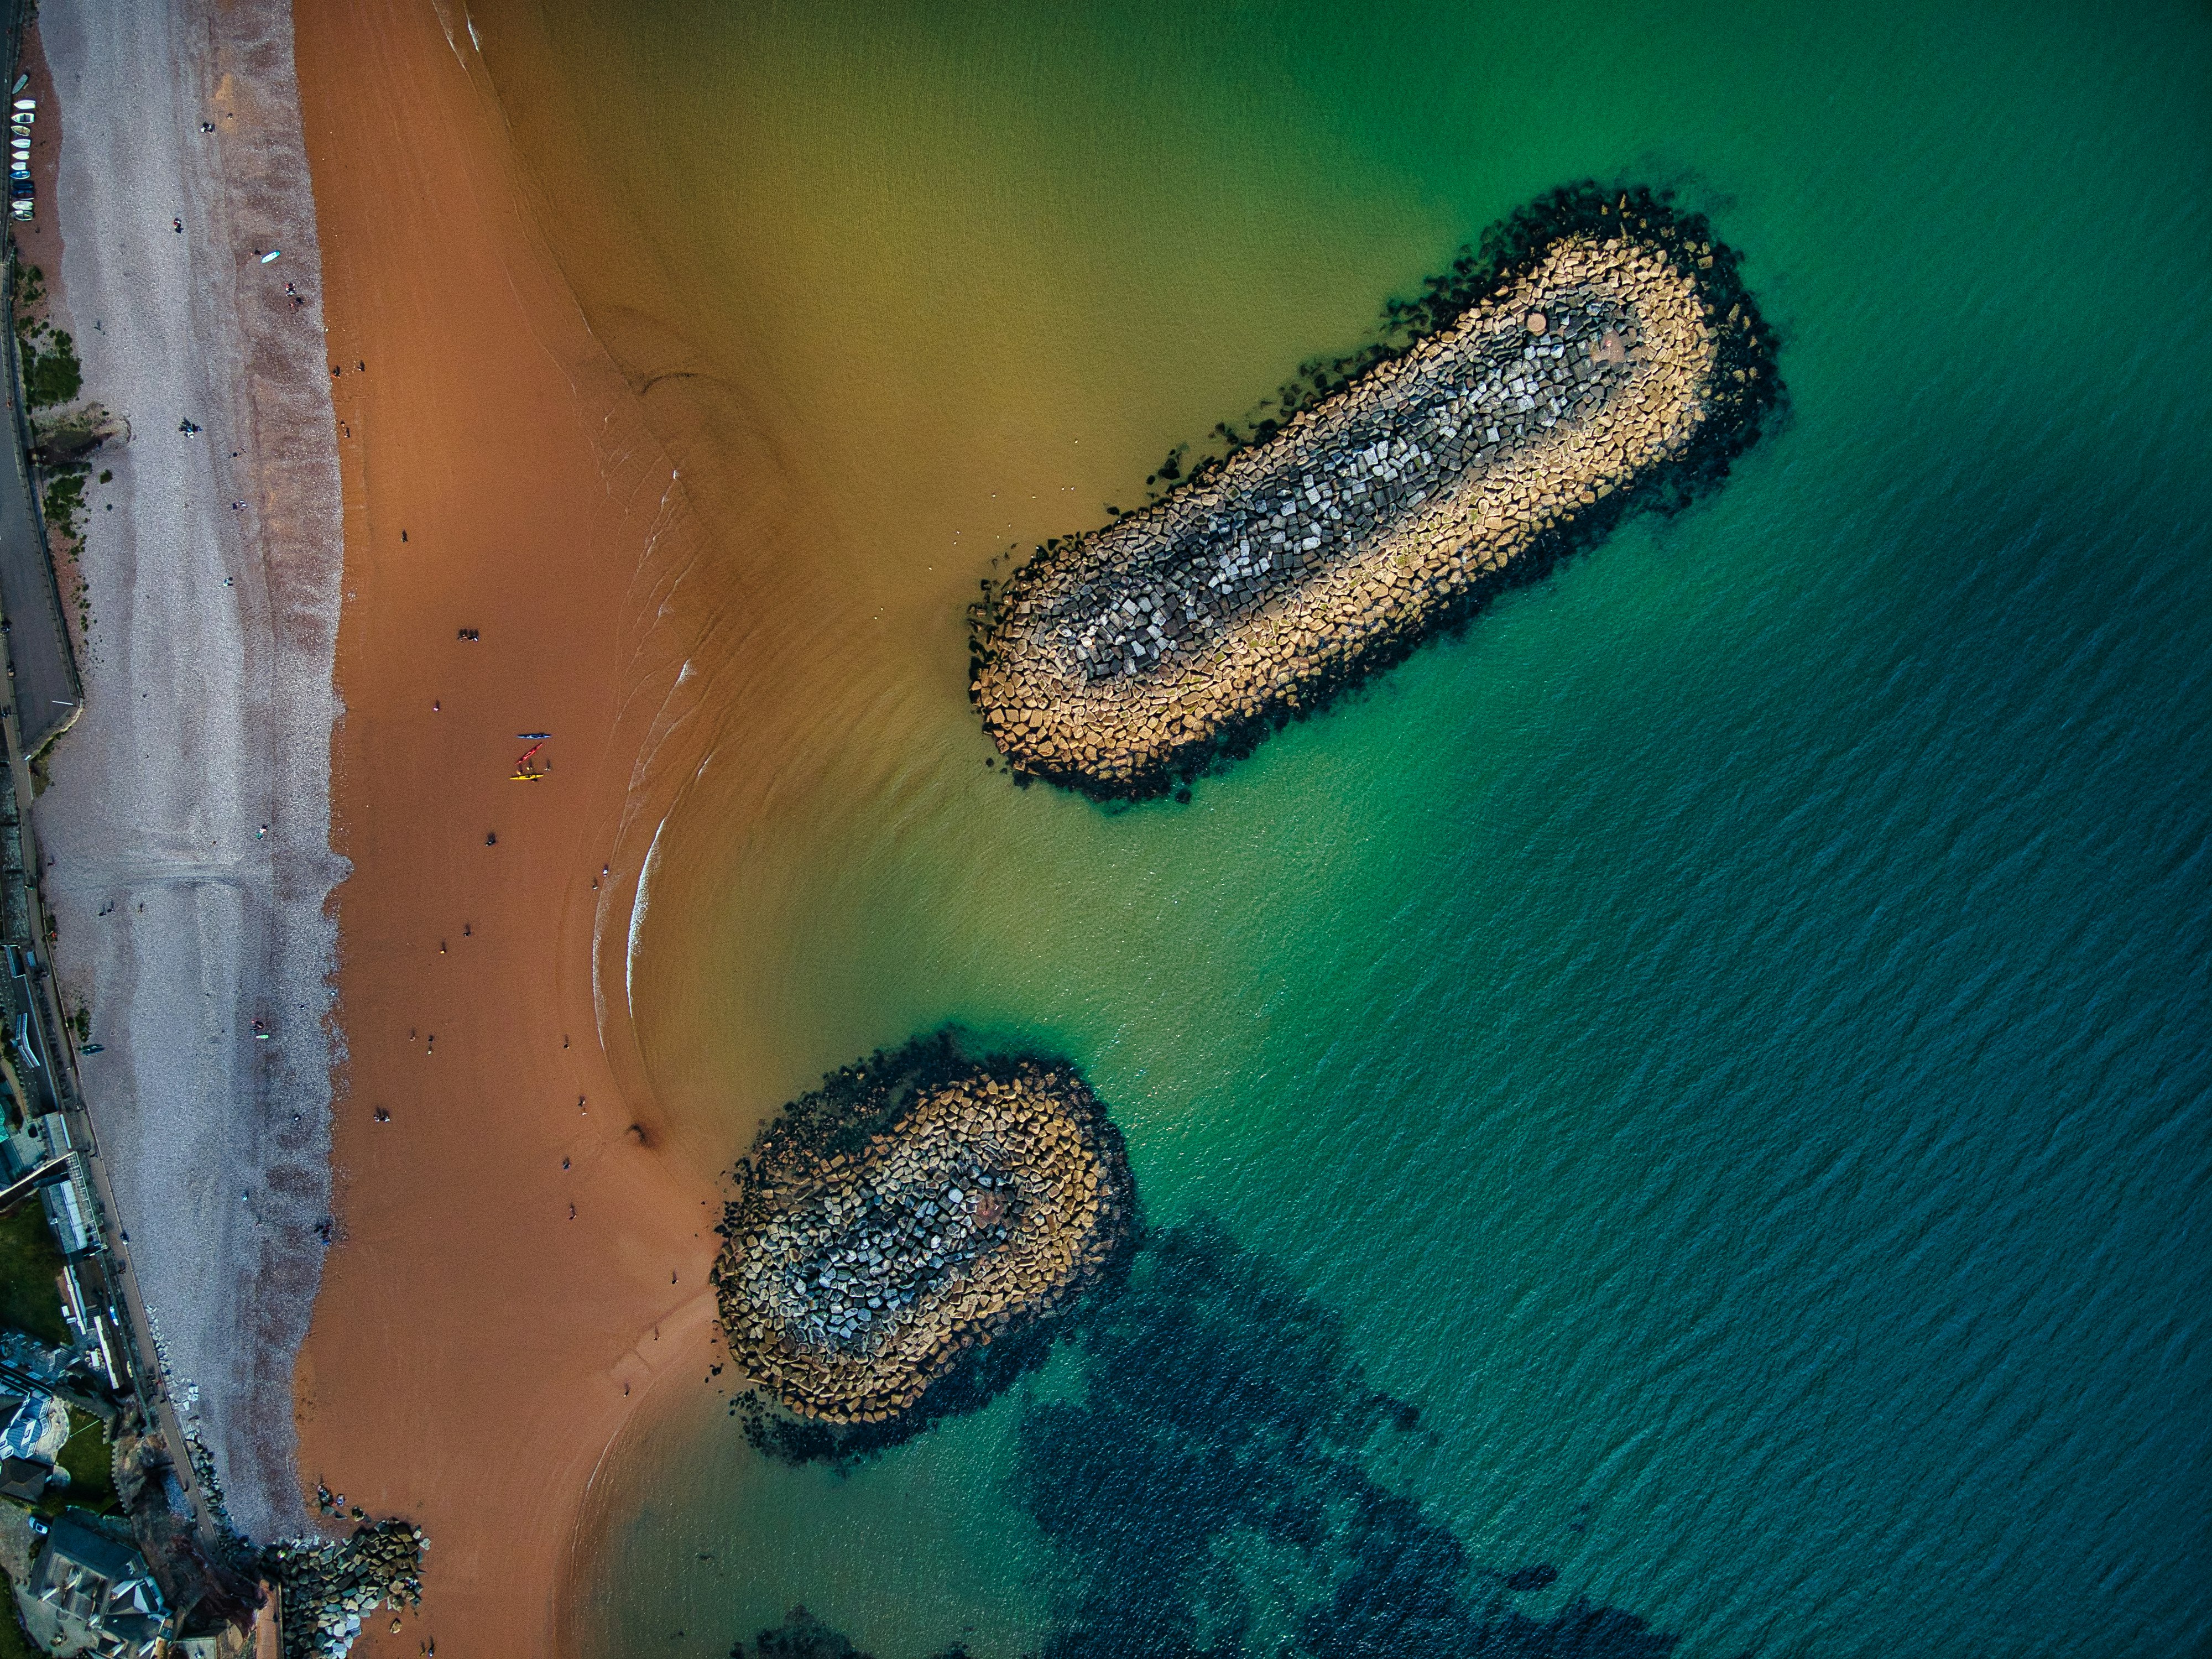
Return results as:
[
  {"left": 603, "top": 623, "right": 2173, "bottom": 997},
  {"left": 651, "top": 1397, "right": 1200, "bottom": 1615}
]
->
[{"left": 465, "top": 1, "right": 2210, "bottom": 1653}]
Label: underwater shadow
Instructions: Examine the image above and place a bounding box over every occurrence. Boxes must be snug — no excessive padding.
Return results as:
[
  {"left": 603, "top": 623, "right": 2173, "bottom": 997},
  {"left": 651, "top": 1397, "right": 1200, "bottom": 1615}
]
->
[{"left": 733, "top": 1220, "right": 1683, "bottom": 1658}]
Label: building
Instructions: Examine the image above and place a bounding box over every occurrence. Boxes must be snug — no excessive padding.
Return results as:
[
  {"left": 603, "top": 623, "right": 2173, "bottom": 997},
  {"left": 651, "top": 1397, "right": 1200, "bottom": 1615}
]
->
[{"left": 15, "top": 1510, "right": 168, "bottom": 1657}]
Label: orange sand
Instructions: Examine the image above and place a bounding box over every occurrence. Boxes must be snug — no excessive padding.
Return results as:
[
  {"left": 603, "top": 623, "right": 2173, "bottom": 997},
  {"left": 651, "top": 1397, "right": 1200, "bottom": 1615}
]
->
[{"left": 291, "top": 3, "right": 724, "bottom": 1652}]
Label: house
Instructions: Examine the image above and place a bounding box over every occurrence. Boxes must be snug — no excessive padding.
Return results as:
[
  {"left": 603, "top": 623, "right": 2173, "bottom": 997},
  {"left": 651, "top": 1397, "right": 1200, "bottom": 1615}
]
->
[
  {"left": 15, "top": 1510, "right": 168, "bottom": 1657},
  {"left": 0, "top": 1390, "right": 67, "bottom": 1501}
]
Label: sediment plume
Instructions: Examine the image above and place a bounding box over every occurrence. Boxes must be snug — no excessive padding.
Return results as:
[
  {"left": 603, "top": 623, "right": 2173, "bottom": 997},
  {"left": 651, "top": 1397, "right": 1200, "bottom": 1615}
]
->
[
  {"left": 713, "top": 1036, "right": 1135, "bottom": 1426},
  {"left": 971, "top": 184, "right": 1780, "bottom": 798}
]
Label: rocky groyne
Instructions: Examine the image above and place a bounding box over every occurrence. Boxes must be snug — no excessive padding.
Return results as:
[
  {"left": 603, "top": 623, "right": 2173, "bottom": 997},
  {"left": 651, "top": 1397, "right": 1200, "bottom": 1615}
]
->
[
  {"left": 971, "top": 184, "right": 1780, "bottom": 799},
  {"left": 263, "top": 1519, "right": 426, "bottom": 1659},
  {"left": 713, "top": 1034, "right": 1135, "bottom": 1432}
]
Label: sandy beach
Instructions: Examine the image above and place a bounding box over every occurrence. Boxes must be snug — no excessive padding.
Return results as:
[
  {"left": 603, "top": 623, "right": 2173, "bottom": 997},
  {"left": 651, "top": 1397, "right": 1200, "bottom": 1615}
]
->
[
  {"left": 33, "top": 0, "right": 345, "bottom": 1542},
  {"left": 287, "top": 0, "right": 726, "bottom": 1650},
  {"left": 23, "top": 1, "right": 726, "bottom": 1644}
]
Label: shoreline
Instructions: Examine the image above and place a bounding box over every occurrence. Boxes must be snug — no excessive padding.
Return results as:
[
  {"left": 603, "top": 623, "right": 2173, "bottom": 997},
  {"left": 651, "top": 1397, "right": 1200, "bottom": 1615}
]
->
[
  {"left": 288, "top": 0, "right": 722, "bottom": 1651},
  {"left": 33, "top": 0, "right": 346, "bottom": 1542},
  {"left": 973, "top": 185, "right": 1781, "bottom": 801}
]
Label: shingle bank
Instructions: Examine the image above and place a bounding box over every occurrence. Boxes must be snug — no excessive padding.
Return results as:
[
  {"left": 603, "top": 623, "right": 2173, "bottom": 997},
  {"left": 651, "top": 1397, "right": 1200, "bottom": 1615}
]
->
[
  {"left": 971, "top": 184, "right": 1780, "bottom": 799},
  {"left": 713, "top": 1037, "right": 1134, "bottom": 1428}
]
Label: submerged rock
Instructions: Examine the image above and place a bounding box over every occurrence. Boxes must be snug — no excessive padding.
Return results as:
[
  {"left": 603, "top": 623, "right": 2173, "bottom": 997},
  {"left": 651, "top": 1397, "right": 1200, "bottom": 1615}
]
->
[
  {"left": 714, "top": 1035, "right": 1135, "bottom": 1426},
  {"left": 971, "top": 182, "right": 1781, "bottom": 799}
]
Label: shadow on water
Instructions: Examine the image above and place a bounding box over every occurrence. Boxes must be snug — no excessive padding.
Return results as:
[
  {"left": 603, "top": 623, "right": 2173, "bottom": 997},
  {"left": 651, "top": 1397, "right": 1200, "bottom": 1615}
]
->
[{"left": 734, "top": 1221, "right": 1682, "bottom": 1659}]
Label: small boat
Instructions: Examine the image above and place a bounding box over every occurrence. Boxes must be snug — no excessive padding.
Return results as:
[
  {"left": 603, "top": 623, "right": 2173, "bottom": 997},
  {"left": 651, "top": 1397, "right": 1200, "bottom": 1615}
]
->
[
  {"left": 259, "top": 248, "right": 281, "bottom": 263},
  {"left": 516, "top": 732, "right": 551, "bottom": 740}
]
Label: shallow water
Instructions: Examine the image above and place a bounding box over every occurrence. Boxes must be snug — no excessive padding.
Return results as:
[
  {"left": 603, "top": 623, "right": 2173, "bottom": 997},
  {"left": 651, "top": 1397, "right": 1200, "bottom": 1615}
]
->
[{"left": 462, "top": 0, "right": 2211, "bottom": 1652}]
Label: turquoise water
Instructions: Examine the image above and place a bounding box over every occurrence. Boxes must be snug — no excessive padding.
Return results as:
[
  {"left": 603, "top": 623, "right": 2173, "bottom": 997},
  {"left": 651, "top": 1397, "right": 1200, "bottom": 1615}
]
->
[{"left": 480, "top": 0, "right": 2212, "bottom": 1653}]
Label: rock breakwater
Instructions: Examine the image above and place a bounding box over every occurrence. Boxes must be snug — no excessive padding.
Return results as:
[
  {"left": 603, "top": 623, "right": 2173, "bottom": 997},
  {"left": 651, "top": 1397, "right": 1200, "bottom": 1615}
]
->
[
  {"left": 263, "top": 1519, "right": 425, "bottom": 1659},
  {"left": 713, "top": 1034, "right": 1135, "bottom": 1430},
  {"left": 971, "top": 183, "right": 1780, "bottom": 798}
]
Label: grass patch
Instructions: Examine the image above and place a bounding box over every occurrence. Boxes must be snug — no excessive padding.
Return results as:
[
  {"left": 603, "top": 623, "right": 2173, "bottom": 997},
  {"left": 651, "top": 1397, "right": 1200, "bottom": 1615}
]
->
[
  {"left": 0, "top": 1206, "right": 69, "bottom": 1349},
  {"left": 41, "top": 1410, "right": 115, "bottom": 1517},
  {"left": 0, "top": 1592, "right": 35, "bottom": 1659},
  {"left": 12, "top": 264, "right": 79, "bottom": 412}
]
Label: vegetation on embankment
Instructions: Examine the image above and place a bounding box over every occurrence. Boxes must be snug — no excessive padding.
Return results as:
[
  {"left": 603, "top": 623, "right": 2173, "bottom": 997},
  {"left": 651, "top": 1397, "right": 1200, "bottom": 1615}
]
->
[{"left": 11, "top": 264, "right": 78, "bottom": 411}]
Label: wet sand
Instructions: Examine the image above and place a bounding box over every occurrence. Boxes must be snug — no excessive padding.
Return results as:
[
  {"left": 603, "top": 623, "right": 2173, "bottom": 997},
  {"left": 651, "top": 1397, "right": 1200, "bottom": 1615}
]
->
[{"left": 290, "top": 0, "right": 723, "bottom": 1650}]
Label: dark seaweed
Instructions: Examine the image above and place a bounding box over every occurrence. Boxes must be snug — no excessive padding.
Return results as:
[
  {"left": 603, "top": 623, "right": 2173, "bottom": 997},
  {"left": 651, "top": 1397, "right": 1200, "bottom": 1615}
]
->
[
  {"left": 732, "top": 1606, "right": 971, "bottom": 1659},
  {"left": 969, "top": 179, "right": 1786, "bottom": 804}
]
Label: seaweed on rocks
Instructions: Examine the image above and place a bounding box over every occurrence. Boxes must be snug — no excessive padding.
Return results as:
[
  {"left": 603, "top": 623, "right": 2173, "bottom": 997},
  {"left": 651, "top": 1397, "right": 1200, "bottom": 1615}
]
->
[
  {"left": 717, "top": 1030, "right": 1137, "bottom": 1463},
  {"left": 970, "top": 181, "right": 1783, "bottom": 802}
]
